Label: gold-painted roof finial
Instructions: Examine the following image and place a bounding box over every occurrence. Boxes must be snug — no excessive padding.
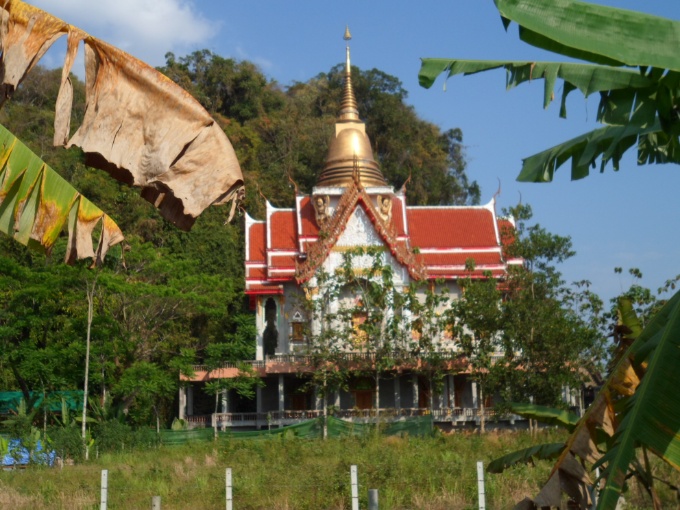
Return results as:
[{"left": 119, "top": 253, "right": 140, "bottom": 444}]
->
[{"left": 316, "top": 26, "right": 387, "bottom": 188}]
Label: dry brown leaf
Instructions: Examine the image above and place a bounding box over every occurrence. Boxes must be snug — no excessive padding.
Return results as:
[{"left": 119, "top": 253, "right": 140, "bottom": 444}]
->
[{"left": 1, "top": 0, "right": 244, "bottom": 232}]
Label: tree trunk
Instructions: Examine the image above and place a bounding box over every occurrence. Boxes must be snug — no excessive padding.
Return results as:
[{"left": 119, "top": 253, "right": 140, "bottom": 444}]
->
[
  {"left": 82, "top": 275, "right": 97, "bottom": 461},
  {"left": 322, "top": 372, "right": 328, "bottom": 440},
  {"left": 374, "top": 371, "right": 380, "bottom": 423},
  {"left": 429, "top": 373, "right": 435, "bottom": 417}
]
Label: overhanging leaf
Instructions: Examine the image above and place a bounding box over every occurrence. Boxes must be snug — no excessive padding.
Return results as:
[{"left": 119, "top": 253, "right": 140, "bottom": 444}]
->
[
  {"left": 494, "top": 0, "right": 680, "bottom": 71},
  {"left": 0, "top": 122, "right": 123, "bottom": 263},
  {"left": 509, "top": 402, "right": 580, "bottom": 432},
  {"left": 516, "top": 121, "right": 680, "bottom": 183},
  {"left": 419, "top": 59, "right": 651, "bottom": 112}
]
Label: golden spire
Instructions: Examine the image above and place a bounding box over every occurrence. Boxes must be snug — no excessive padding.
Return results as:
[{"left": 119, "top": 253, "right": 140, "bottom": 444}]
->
[
  {"left": 338, "top": 26, "right": 359, "bottom": 122},
  {"left": 316, "top": 27, "right": 387, "bottom": 188}
]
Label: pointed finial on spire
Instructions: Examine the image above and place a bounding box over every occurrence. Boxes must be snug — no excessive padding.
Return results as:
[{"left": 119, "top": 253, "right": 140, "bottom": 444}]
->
[
  {"left": 344, "top": 26, "right": 352, "bottom": 75},
  {"left": 338, "top": 26, "right": 359, "bottom": 121}
]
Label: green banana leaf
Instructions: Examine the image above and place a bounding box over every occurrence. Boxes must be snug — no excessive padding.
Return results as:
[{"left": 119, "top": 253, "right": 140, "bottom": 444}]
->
[
  {"left": 515, "top": 120, "right": 680, "bottom": 182},
  {"left": 418, "top": 59, "right": 652, "bottom": 113},
  {"left": 617, "top": 297, "right": 643, "bottom": 341},
  {"left": 487, "top": 442, "right": 565, "bottom": 474},
  {"left": 493, "top": 0, "right": 680, "bottom": 71},
  {"left": 419, "top": 1, "right": 680, "bottom": 182},
  {"left": 596, "top": 290, "right": 680, "bottom": 509},
  {"left": 0, "top": 123, "right": 123, "bottom": 264},
  {"left": 508, "top": 402, "right": 580, "bottom": 432}
]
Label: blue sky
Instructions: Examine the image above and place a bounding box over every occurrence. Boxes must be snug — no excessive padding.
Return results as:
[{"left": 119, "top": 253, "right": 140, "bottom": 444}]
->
[{"left": 31, "top": 0, "right": 680, "bottom": 305}]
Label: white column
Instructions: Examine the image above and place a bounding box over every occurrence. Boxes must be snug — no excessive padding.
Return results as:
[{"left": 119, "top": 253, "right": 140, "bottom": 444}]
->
[
  {"left": 256, "top": 384, "right": 263, "bottom": 429},
  {"left": 314, "top": 387, "right": 323, "bottom": 411},
  {"left": 187, "top": 384, "right": 194, "bottom": 416},
  {"left": 256, "top": 298, "right": 264, "bottom": 360},
  {"left": 471, "top": 381, "right": 479, "bottom": 409},
  {"left": 278, "top": 375, "right": 285, "bottom": 412},
  {"left": 412, "top": 374, "right": 419, "bottom": 409},
  {"left": 220, "top": 390, "right": 228, "bottom": 414},
  {"left": 178, "top": 386, "right": 187, "bottom": 420},
  {"left": 394, "top": 376, "right": 401, "bottom": 411}
]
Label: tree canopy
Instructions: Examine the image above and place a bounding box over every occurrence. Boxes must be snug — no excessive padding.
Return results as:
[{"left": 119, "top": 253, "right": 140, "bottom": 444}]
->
[
  {"left": 0, "top": 50, "right": 479, "bottom": 429},
  {"left": 159, "top": 51, "right": 481, "bottom": 217}
]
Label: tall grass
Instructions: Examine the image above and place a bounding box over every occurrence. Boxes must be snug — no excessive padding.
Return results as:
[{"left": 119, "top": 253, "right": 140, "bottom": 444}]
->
[{"left": 1, "top": 429, "right": 677, "bottom": 509}]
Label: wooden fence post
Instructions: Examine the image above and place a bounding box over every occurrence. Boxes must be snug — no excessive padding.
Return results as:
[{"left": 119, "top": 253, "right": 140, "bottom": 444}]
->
[
  {"left": 351, "top": 465, "right": 359, "bottom": 510},
  {"left": 152, "top": 495, "right": 161, "bottom": 509},
  {"left": 100, "top": 469, "right": 108, "bottom": 510},
  {"left": 477, "top": 461, "right": 486, "bottom": 510},
  {"left": 226, "top": 467, "right": 233, "bottom": 510}
]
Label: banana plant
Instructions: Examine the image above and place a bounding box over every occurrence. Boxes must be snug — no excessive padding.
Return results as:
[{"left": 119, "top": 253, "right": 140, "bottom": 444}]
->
[
  {"left": 0, "top": 0, "right": 244, "bottom": 263},
  {"left": 0, "top": 122, "right": 123, "bottom": 263},
  {"left": 419, "top": 0, "right": 680, "bottom": 183},
  {"left": 491, "top": 294, "right": 680, "bottom": 509}
]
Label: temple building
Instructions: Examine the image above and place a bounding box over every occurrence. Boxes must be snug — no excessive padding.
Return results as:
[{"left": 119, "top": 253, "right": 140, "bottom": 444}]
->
[{"left": 179, "top": 32, "right": 530, "bottom": 430}]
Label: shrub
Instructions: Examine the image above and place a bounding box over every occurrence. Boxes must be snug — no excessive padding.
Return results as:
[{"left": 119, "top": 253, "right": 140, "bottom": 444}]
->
[{"left": 46, "top": 426, "right": 84, "bottom": 463}]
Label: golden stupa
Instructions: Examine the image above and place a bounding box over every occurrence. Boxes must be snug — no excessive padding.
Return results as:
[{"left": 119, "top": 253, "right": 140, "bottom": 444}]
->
[{"left": 316, "top": 27, "right": 387, "bottom": 188}]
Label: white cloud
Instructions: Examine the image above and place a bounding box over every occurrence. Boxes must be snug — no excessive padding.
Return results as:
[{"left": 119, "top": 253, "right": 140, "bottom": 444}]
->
[{"left": 31, "top": 0, "right": 218, "bottom": 67}]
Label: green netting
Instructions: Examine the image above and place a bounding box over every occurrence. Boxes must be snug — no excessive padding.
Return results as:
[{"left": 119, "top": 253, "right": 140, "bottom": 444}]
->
[
  {"left": 160, "top": 416, "right": 433, "bottom": 445},
  {"left": 0, "top": 391, "right": 83, "bottom": 414},
  {"left": 160, "top": 428, "right": 217, "bottom": 445}
]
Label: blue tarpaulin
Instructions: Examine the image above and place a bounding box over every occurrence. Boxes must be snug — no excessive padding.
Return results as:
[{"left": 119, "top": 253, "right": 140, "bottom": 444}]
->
[{"left": 1, "top": 439, "right": 55, "bottom": 468}]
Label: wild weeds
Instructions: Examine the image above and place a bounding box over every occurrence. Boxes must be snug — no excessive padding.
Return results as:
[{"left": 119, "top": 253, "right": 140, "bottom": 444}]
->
[{"left": 2, "top": 429, "right": 675, "bottom": 509}]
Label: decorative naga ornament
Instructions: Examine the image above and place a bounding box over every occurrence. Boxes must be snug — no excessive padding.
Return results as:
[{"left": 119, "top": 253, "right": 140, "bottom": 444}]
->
[
  {"left": 313, "top": 194, "right": 330, "bottom": 227},
  {"left": 377, "top": 195, "right": 392, "bottom": 222}
]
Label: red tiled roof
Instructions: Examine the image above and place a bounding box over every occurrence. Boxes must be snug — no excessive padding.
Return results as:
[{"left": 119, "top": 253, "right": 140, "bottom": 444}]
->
[
  {"left": 407, "top": 208, "right": 498, "bottom": 248},
  {"left": 248, "top": 223, "right": 266, "bottom": 262},
  {"left": 270, "top": 254, "right": 297, "bottom": 268},
  {"left": 246, "top": 266, "right": 267, "bottom": 280},
  {"left": 249, "top": 194, "right": 516, "bottom": 287},
  {"left": 245, "top": 283, "right": 284, "bottom": 295},
  {"left": 270, "top": 211, "right": 297, "bottom": 250},
  {"left": 420, "top": 251, "right": 502, "bottom": 267},
  {"left": 390, "top": 196, "right": 407, "bottom": 237},
  {"left": 427, "top": 268, "right": 506, "bottom": 279},
  {"left": 497, "top": 218, "right": 516, "bottom": 247},
  {"left": 298, "top": 197, "right": 320, "bottom": 238}
]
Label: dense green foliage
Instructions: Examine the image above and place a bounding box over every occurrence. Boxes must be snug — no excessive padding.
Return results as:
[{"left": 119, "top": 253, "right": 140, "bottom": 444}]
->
[
  {"left": 0, "top": 51, "right": 478, "bottom": 430},
  {"left": 453, "top": 204, "right": 606, "bottom": 416}
]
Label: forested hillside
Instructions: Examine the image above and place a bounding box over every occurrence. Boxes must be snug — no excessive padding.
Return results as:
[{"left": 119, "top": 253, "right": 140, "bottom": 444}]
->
[{"left": 0, "top": 51, "right": 478, "bottom": 426}]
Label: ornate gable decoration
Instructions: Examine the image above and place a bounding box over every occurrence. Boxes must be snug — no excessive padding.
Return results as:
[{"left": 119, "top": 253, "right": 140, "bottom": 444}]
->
[{"left": 295, "top": 175, "right": 427, "bottom": 284}]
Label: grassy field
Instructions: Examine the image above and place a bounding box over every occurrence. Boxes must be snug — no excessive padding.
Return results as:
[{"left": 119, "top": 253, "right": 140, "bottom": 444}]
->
[{"left": 1, "top": 429, "right": 677, "bottom": 509}]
